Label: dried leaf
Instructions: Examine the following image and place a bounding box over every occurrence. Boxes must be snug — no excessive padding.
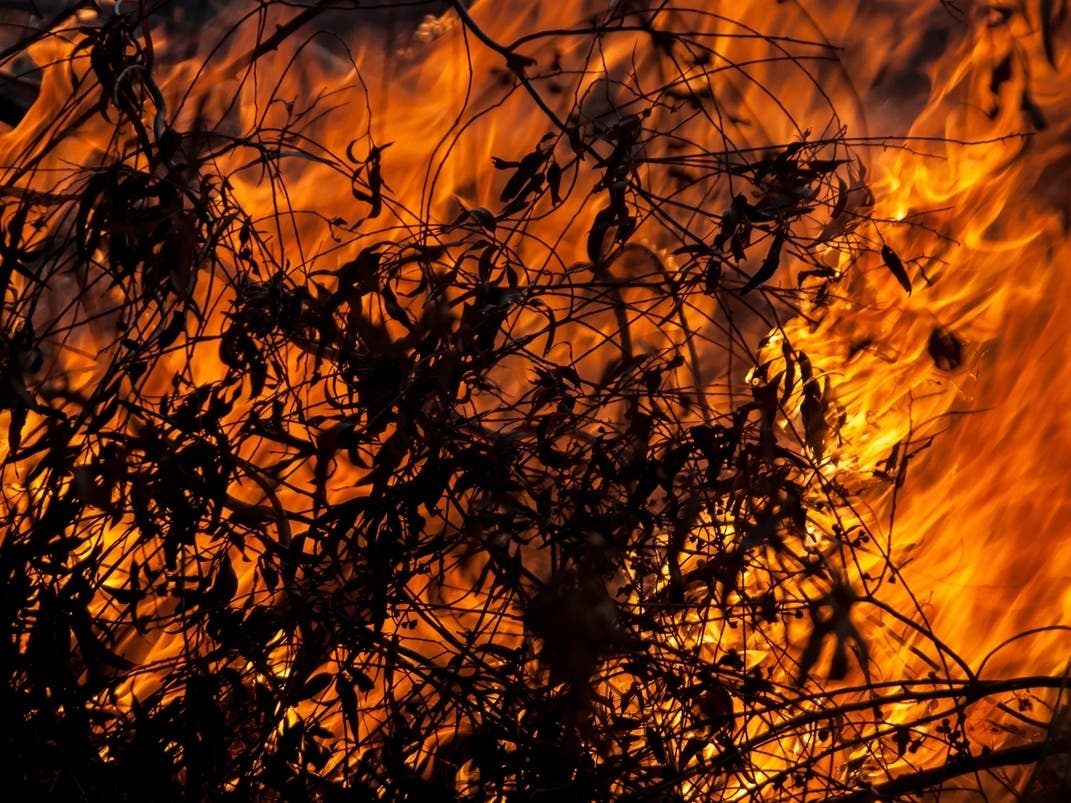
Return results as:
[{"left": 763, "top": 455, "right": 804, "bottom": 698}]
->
[
  {"left": 348, "top": 141, "right": 392, "bottom": 218},
  {"left": 207, "top": 558, "right": 238, "bottom": 604},
  {"left": 830, "top": 175, "right": 848, "bottom": 221},
  {"left": 298, "top": 672, "right": 333, "bottom": 701},
  {"left": 499, "top": 148, "right": 548, "bottom": 202},
  {"left": 468, "top": 206, "right": 496, "bottom": 233},
  {"left": 586, "top": 206, "right": 617, "bottom": 263},
  {"left": 547, "top": 161, "right": 562, "bottom": 204},
  {"left": 336, "top": 674, "right": 359, "bottom": 738},
  {"left": 6, "top": 400, "right": 28, "bottom": 454},
  {"left": 380, "top": 286, "right": 412, "bottom": 329},
  {"left": 741, "top": 229, "right": 785, "bottom": 293},
  {"left": 349, "top": 668, "right": 376, "bottom": 692},
  {"left": 801, "top": 380, "right": 827, "bottom": 460},
  {"left": 780, "top": 343, "right": 797, "bottom": 405},
  {"left": 880, "top": 244, "right": 911, "bottom": 294}
]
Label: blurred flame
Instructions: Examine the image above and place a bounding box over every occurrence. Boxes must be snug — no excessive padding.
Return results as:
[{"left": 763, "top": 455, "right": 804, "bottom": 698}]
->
[{"left": 3, "top": 0, "right": 1071, "bottom": 798}]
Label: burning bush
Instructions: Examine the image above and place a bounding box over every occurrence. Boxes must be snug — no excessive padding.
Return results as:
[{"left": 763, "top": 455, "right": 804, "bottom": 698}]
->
[{"left": 1, "top": 1, "right": 1069, "bottom": 800}]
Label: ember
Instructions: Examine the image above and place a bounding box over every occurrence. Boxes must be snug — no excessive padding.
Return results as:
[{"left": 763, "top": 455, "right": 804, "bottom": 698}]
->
[{"left": 1, "top": 1, "right": 1069, "bottom": 800}]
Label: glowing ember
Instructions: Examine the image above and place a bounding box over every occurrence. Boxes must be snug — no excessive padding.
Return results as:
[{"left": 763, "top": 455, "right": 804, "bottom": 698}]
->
[{"left": 1, "top": 1, "right": 1069, "bottom": 799}]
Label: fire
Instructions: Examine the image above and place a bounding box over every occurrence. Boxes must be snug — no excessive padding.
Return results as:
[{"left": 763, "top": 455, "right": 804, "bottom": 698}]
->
[{"left": 1, "top": 0, "right": 1069, "bottom": 799}]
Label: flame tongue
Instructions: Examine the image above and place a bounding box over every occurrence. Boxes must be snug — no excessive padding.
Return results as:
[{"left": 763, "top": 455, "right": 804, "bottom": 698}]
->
[
  {"left": 1, "top": 0, "right": 1070, "bottom": 800},
  {"left": 804, "top": 0, "right": 1071, "bottom": 662}
]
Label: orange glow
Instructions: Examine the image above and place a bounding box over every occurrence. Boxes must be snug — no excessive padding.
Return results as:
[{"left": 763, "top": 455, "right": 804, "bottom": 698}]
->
[{"left": 2, "top": 0, "right": 1070, "bottom": 799}]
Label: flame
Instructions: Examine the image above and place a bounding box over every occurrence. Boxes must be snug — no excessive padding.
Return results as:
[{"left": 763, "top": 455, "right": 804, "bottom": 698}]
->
[{"left": 2, "top": 0, "right": 1071, "bottom": 799}]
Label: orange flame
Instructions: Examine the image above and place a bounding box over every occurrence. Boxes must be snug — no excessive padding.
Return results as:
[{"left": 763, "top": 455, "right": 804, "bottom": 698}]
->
[{"left": 2, "top": 0, "right": 1070, "bottom": 799}]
